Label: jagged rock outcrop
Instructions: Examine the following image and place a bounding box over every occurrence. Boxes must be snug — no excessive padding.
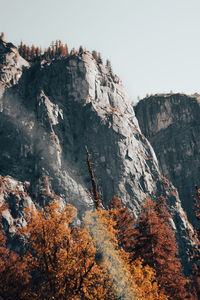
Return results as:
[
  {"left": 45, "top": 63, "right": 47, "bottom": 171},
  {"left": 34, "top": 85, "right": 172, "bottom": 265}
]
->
[
  {"left": 135, "top": 93, "right": 200, "bottom": 228},
  {"left": 0, "top": 175, "right": 35, "bottom": 251},
  {"left": 0, "top": 42, "right": 196, "bottom": 269},
  {"left": 0, "top": 38, "right": 29, "bottom": 98}
]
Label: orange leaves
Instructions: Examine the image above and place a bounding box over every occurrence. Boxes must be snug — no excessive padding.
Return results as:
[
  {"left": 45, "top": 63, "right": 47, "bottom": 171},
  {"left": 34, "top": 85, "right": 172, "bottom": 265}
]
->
[
  {"left": 130, "top": 259, "right": 167, "bottom": 300},
  {"left": 131, "top": 197, "right": 188, "bottom": 299},
  {"left": 20, "top": 201, "right": 113, "bottom": 299},
  {"left": 0, "top": 205, "right": 30, "bottom": 300},
  {"left": 18, "top": 40, "right": 70, "bottom": 62},
  {"left": 84, "top": 206, "right": 167, "bottom": 299},
  {"left": 0, "top": 189, "right": 188, "bottom": 299},
  {"left": 108, "top": 195, "right": 137, "bottom": 251}
]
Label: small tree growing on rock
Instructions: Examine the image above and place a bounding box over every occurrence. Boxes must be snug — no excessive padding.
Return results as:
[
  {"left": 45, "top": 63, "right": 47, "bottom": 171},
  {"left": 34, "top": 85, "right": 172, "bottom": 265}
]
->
[
  {"left": 0, "top": 32, "right": 5, "bottom": 41},
  {"left": 106, "top": 59, "right": 112, "bottom": 72}
]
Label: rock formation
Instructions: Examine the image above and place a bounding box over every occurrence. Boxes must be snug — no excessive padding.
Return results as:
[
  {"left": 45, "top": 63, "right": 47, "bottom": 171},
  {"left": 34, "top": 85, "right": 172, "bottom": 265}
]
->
[
  {"left": 0, "top": 38, "right": 29, "bottom": 98},
  {"left": 135, "top": 93, "right": 200, "bottom": 228},
  {"left": 0, "top": 175, "right": 35, "bottom": 251},
  {"left": 0, "top": 40, "right": 196, "bottom": 269}
]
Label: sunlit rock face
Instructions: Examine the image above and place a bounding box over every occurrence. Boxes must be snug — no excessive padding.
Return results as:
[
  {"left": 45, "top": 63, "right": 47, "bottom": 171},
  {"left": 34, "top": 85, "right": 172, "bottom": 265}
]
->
[
  {"left": 0, "top": 38, "right": 29, "bottom": 98},
  {"left": 0, "top": 42, "right": 196, "bottom": 269},
  {"left": 0, "top": 175, "right": 35, "bottom": 251},
  {"left": 135, "top": 93, "right": 200, "bottom": 228},
  {"left": 0, "top": 48, "right": 160, "bottom": 212}
]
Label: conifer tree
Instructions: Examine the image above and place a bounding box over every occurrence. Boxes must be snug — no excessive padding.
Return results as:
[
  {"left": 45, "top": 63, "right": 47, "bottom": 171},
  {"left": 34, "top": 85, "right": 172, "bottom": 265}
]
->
[
  {"left": 21, "top": 44, "right": 26, "bottom": 59},
  {"left": 46, "top": 47, "right": 51, "bottom": 60},
  {"left": 0, "top": 204, "right": 30, "bottom": 299},
  {"left": 31, "top": 45, "right": 36, "bottom": 60},
  {"left": 59, "top": 45, "right": 64, "bottom": 56},
  {"left": 190, "top": 185, "right": 200, "bottom": 299},
  {"left": 86, "top": 148, "right": 101, "bottom": 209},
  {"left": 92, "top": 50, "right": 98, "bottom": 60},
  {"left": 26, "top": 46, "right": 31, "bottom": 61},
  {"left": 109, "top": 195, "right": 137, "bottom": 251},
  {"left": 18, "top": 41, "right": 23, "bottom": 56},
  {"left": 97, "top": 52, "right": 103, "bottom": 64},
  {"left": 55, "top": 40, "right": 59, "bottom": 56},
  {"left": 57, "top": 40, "right": 62, "bottom": 56},
  {"left": 0, "top": 32, "right": 5, "bottom": 41},
  {"left": 35, "top": 47, "right": 40, "bottom": 58},
  {"left": 70, "top": 47, "right": 77, "bottom": 56},
  {"left": 189, "top": 264, "right": 200, "bottom": 299},
  {"left": 132, "top": 197, "right": 188, "bottom": 299},
  {"left": 64, "top": 43, "right": 69, "bottom": 56},
  {"left": 51, "top": 41, "right": 55, "bottom": 58},
  {"left": 106, "top": 59, "right": 112, "bottom": 72},
  {"left": 79, "top": 45, "right": 84, "bottom": 55}
]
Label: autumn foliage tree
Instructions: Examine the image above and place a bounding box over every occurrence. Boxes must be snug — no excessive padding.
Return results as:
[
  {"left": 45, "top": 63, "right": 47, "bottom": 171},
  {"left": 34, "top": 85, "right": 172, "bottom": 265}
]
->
[
  {"left": 85, "top": 206, "right": 167, "bottom": 299},
  {"left": 108, "top": 195, "right": 137, "bottom": 252},
  {"left": 189, "top": 264, "right": 200, "bottom": 300},
  {"left": 130, "top": 196, "right": 188, "bottom": 299},
  {"left": 20, "top": 201, "right": 113, "bottom": 299},
  {"left": 17, "top": 39, "right": 110, "bottom": 70},
  {"left": 0, "top": 151, "right": 194, "bottom": 299},
  {"left": 189, "top": 184, "right": 200, "bottom": 299},
  {"left": 18, "top": 40, "right": 70, "bottom": 61},
  {"left": 86, "top": 152, "right": 166, "bottom": 299},
  {"left": 0, "top": 204, "right": 30, "bottom": 300}
]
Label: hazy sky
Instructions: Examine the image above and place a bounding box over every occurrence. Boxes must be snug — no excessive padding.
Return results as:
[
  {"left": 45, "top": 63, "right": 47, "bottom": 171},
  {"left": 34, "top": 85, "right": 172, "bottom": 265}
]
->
[{"left": 1, "top": 0, "right": 200, "bottom": 101}]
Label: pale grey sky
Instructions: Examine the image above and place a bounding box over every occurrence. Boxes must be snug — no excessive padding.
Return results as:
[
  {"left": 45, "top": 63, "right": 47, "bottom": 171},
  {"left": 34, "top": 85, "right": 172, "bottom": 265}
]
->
[{"left": 1, "top": 0, "right": 200, "bottom": 101}]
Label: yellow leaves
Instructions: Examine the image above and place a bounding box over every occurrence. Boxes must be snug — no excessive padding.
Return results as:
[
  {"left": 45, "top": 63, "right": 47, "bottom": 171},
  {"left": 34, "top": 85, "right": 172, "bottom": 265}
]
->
[
  {"left": 19, "top": 201, "right": 114, "bottom": 299},
  {"left": 130, "top": 259, "right": 167, "bottom": 300},
  {"left": 84, "top": 207, "right": 168, "bottom": 300},
  {"left": 16, "top": 198, "right": 169, "bottom": 299},
  {"left": 84, "top": 209, "right": 138, "bottom": 299}
]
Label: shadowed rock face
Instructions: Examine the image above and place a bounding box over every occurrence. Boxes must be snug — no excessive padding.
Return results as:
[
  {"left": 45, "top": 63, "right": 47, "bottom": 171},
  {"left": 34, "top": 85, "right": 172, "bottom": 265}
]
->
[
  {"left": 135, "top": 93, "right": 200, "bottom": 227},
  {"left": 0, "top": 42, "right": 196, "bottom": 270}
]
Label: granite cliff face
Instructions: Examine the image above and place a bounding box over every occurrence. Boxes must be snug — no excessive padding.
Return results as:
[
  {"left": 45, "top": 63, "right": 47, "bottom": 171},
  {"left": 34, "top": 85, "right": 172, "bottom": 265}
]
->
[
  {"left": 0, "top": 40, "right": 196, "bottom": 268},
  {"left": 135, "top": 93, "right": 200, "bottom": 227},
  {"left": 0, "top": 38, "right": 29, "bottom": 98},
  {"left": 0, "top": 175, "right": 35, "bottom": 250}
]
